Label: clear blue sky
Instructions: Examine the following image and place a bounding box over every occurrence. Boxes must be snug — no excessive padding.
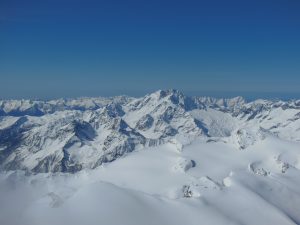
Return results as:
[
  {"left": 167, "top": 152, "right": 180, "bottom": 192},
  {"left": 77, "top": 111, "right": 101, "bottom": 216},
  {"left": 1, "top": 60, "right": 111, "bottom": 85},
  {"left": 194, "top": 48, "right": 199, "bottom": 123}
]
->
[{"left": 1, "top": 0, "right": 300, "bottom": 99}]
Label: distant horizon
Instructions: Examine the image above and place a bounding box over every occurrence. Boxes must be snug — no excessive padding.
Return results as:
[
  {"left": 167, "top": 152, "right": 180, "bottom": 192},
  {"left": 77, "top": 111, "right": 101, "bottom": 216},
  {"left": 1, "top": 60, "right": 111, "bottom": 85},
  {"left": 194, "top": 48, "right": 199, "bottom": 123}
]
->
[{"left": 1, "top": 89, "right": 299, "bottom": 101}]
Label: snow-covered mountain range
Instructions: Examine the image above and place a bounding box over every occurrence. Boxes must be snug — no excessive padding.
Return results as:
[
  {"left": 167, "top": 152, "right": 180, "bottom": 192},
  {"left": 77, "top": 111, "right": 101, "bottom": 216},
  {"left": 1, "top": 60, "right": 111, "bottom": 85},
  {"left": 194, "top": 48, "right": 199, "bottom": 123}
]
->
[
  {"left": 1, "top": 89, "right": 300, "bottom": 225},
  {"left": 0, "top": 89, "right": 300, "bottom": 173}
]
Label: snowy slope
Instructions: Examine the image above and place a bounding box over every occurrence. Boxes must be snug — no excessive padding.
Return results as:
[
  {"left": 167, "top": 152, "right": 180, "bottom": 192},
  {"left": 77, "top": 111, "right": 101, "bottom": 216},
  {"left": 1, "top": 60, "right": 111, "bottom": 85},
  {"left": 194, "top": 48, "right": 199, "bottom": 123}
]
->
[{"left": 1, "top": 135, "right": 300, "bottom": 225}]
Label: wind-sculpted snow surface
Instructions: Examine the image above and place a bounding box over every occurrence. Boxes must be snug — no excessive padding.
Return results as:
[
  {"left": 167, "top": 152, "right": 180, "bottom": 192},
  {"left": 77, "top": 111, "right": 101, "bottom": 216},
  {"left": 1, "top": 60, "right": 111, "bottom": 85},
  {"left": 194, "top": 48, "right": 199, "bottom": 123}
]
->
[
  {"left": 1, "top": 139, "right": 300, "bottom": 225},
  {"left": 0, "top": 90, "right": 300, "bottom": 224}
]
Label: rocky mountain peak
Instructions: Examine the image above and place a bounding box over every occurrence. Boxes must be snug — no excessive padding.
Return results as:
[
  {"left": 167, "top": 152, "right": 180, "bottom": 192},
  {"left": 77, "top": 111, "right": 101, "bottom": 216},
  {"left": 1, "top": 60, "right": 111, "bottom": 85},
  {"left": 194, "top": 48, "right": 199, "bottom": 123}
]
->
[{"left": 0, "top": 90, "right": 299, "bottom": 173}]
